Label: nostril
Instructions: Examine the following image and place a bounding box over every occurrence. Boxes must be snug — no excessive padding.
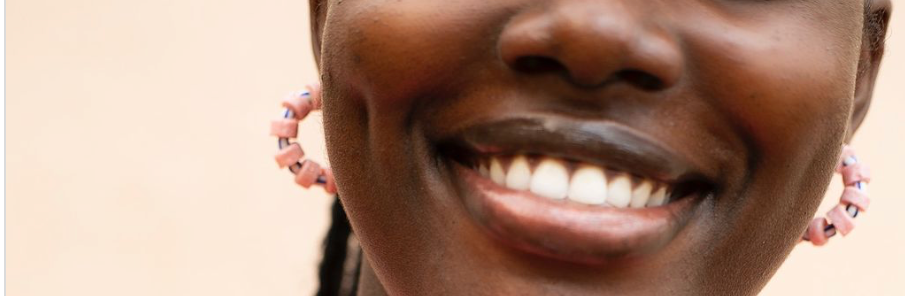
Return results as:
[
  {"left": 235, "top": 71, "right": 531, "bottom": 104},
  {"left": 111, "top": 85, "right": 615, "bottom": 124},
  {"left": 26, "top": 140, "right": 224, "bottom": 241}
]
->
[
  {"left": 616, "top": 70, "right": 664, "bottom": 91},
  {"left": 511, "top": 56, "right": 667, "bottom": 90},
  {"left": 511, "top": 56, "right": 566, "bottom": 74}
]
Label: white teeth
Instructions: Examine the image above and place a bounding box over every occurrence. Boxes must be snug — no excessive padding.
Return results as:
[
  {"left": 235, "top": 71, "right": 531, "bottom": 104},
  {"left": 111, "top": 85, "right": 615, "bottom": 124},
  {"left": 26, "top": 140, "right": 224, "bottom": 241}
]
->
[
  {"left": 529, "top": 158, "right": 569, "bottom": 200},
  {"left": 489, "top": 158, "right": 506, "bottom": 185},
  {"left": 606, "top": 174, "right": 633, "bottom": 208},
  {"left": 478, "top": 162, "right": 490, "bottom": 178},
  {"left": 629, "top": 181, "right": 653, "bottom": 208},
  {"left": 505, "top": 155, "right": 532, "bottom": 190},
  {"left": 479, "top": 155, "right": 679, "bottom": 208},
  {"left": 646, "top": 187, "right": 668, "bottom": 207},
  {"left": 568, "top": 165, "right": 608, "bottom": 205}
]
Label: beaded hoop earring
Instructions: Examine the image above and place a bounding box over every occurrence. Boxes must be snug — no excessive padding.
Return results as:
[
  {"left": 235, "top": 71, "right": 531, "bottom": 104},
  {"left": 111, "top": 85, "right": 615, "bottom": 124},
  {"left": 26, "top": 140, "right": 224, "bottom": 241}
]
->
[
  {"left": 270, "top": 84, "right": 338, "bottom": 194},
  {"left": 800, "top": 145, "right": 871, "bottom": 246}
]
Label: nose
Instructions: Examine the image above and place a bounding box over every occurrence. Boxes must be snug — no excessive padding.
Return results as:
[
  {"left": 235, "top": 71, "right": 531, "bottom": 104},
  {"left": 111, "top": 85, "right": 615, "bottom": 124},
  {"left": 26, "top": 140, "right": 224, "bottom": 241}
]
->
[{"left": 498, "top": 2, "right": 683, "bottom": 90}]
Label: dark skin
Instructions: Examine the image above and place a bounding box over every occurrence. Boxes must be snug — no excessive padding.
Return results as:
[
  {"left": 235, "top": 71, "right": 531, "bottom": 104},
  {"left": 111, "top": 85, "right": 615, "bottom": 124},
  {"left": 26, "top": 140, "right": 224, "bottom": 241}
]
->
[{"left": 308, "top": 0, "right": 891, "bottom": 294}]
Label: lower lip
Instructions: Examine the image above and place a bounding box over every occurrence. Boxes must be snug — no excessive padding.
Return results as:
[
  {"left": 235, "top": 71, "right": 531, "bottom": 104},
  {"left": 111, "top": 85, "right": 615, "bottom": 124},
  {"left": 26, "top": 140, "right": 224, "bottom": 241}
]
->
[{"left": 452, "top": 162, "right": 701, "bottom": 265}]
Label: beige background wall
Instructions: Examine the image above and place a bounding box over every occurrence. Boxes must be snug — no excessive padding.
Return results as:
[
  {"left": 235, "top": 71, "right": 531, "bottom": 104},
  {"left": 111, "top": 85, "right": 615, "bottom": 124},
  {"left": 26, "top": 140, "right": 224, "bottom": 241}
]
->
[{"left": 6, "top": 0, "right": 903, "bottom": 295}]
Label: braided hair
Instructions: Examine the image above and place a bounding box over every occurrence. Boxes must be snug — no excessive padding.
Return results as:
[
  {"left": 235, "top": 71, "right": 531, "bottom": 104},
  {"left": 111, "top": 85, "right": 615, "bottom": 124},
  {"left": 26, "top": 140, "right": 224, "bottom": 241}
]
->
[
  {"left": 316, "top": 196, "right": 359, "bottom": 296},
  {"left": 862, "top": 1, "right": 891, "bottom": 75}
]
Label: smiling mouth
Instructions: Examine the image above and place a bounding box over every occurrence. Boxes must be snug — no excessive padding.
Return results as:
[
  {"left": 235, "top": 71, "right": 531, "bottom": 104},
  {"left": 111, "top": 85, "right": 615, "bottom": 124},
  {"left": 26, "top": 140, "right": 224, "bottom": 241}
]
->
[{"left": 435, "top": 117, "right": 715, "bottom": 265}]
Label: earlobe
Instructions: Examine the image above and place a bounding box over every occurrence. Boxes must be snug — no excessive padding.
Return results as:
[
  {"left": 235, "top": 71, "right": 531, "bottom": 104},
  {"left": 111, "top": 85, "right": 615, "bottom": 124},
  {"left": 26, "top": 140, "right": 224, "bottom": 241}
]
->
[{"left": 848, "top": 0, "right": 892, "bottom": 142}]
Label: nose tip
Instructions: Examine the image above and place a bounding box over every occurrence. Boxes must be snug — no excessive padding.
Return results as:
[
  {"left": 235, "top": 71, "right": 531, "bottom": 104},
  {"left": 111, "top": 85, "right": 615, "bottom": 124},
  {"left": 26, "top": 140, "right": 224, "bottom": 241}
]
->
[{"left": 498, "top": 4, "right": 683, "bottom": 90}]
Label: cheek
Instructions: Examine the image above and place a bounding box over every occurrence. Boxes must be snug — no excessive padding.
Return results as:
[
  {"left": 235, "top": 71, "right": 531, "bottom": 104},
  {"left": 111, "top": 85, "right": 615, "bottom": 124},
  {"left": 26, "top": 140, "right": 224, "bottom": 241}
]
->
[
  {"left": 678, "top": 5, "right": 864, "bottom": 255},
  {"left": 321, "top": 0, "right": 506, "bottom": 111},
  {"left": 685, "top": 10, "right": 861, "bottom": 160}
]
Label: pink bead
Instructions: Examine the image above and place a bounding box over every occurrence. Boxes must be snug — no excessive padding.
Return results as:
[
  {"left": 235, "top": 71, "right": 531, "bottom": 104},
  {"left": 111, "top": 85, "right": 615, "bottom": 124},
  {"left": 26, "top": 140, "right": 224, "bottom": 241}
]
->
[
  {"left": 306, "top": 83, "right": 323, "bottom": 110},
  {"left": 836, "top": 145, "right": 857, "bottom": 173},
  {"left": 807, "top": 217, "right": 830, "bottom": 246},
  {"left": 274, "top": 144, "right": 304, "bottom": 168},
  {"left": 840, "top": 186, "right": 870, "bottom": 212},
  {"left": 322, "top": 168, "right": 337, "bottom": 194},
  {"left": 282, "top": 94, "right": 313, "bottom": 120},
  {"left": 841, "top": 163, "right": 871, "bottom": 185},
  {"left": 270, "top": 119, "right": 299, "bottom": 138},
  {"left": 295, "top": 160, "right": 322, "bottom": 188},
  {"left": 827, "top": 205, "right": 856, "bottom": 236}
]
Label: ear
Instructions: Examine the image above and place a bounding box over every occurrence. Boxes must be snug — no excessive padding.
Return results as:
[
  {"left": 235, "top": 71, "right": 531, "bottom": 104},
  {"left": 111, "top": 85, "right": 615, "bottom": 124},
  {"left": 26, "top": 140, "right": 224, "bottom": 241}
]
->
[
  {"left": 309, "top": 0, "right": 327, "bottom": 71},
  {"left": 848, "top": 0, "right": 892, "bottom": 142}
]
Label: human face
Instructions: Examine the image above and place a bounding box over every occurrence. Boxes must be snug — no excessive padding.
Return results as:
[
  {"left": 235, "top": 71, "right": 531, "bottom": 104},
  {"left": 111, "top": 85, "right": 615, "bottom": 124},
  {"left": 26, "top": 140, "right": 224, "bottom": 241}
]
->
[{"left": 314, "top": 1, "right": 874, "bottom": 294}]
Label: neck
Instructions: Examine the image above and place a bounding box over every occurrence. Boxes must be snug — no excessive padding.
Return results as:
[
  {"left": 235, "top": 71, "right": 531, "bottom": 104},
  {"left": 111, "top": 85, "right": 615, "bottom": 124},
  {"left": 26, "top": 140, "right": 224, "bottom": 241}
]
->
[{"left": 355, "top": 254, "right": 389, "bottom": 296}]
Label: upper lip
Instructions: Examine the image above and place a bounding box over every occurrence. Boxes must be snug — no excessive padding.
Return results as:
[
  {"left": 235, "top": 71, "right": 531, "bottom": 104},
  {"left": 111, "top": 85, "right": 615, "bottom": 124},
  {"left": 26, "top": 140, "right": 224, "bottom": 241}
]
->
[{"left": 437, "top": 116, "right": 713, "bottom": 185}]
